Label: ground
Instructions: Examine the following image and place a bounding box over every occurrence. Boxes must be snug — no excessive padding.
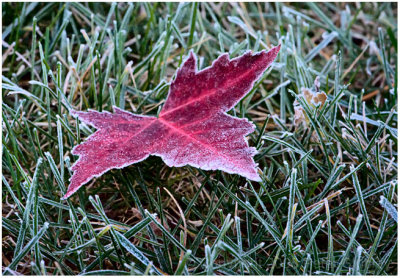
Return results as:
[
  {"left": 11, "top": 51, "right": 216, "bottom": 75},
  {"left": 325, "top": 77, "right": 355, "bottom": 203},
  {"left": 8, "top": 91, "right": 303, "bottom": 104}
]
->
[{"left": 2, "top": 2, "right": 398, "bottom": 275}]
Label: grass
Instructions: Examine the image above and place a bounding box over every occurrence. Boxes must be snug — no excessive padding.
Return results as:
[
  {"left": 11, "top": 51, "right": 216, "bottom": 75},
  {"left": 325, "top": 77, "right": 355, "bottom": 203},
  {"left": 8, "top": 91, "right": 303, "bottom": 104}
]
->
[{"left": 2, "top": 2, "right": 398, "bottom": 275}]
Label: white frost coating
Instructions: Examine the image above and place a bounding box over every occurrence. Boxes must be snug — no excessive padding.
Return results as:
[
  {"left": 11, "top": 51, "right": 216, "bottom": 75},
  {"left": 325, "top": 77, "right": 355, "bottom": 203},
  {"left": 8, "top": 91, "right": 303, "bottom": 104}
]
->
[{"left": 379, "top": 196, "right": 398, "bottom": 223}]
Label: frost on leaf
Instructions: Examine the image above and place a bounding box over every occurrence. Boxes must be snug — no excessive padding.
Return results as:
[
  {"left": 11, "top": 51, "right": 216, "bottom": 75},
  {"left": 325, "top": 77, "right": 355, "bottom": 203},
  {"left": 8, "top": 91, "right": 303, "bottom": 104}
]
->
[
  {"left": 64, "top": 46, "right": 281, "bottom": 198},
  {"left": 293, "top": 79, "right": 327, "bottom": 128}
]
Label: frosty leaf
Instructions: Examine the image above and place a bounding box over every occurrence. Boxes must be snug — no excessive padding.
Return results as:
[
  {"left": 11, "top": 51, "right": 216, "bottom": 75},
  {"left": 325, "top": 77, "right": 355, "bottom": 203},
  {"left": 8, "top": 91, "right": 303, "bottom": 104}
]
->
[
  {"left": 293, "top": 87, "right": 327, "bottom": 127},
  {"left": 64, "top": 46, "right": 281, "bottom": 199}
]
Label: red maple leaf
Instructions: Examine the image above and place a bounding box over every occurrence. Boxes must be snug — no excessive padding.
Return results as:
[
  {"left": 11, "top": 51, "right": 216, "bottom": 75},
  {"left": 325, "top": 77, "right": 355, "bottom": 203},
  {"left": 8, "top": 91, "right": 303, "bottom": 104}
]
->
[{"left": 64, "top": 46, "right": 280, "bottom": 199}]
